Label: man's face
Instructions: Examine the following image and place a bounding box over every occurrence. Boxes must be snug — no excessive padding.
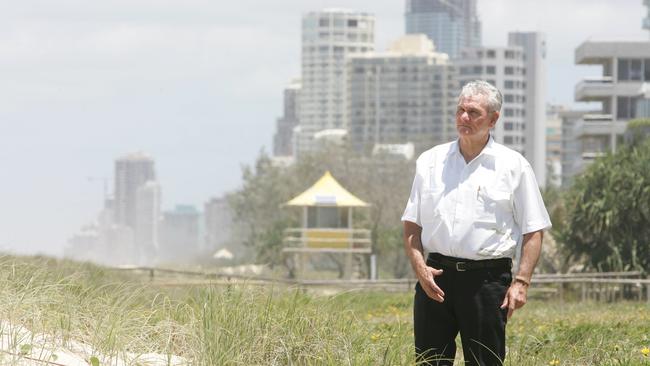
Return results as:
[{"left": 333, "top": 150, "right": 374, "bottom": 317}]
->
[{"left": 455, "top": 94, "right": 498, "bottom": 140}]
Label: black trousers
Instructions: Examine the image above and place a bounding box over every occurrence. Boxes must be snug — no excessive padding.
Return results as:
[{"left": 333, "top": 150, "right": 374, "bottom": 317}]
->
[{"left": 414, "top": 253, "right": 512, "bottom": 366}]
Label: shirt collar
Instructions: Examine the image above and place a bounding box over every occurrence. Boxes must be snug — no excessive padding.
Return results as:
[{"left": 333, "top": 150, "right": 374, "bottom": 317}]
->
[{"left": 449, "top": 134, "right": 497, "bottom": 160}]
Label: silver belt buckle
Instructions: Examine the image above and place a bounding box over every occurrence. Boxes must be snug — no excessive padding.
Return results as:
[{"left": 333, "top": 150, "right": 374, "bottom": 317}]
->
[{"left": 456, "top": 262, "right": 466, "bottom": 271}]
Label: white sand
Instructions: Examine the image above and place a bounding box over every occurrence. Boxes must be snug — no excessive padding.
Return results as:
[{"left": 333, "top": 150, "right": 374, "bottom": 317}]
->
[{"left": 0, "top": 321, "right": 188, "bottom": 366}]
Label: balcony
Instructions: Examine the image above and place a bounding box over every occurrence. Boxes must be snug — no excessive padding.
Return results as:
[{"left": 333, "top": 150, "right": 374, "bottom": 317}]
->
[
  {"left": 573, "top": 115, "right": 611, "bottom": 136},
  {"left": 581, "top": 152, "right": 606, "bottom": 161},
  {"left": 573, "top": 120, "right": 611, "bottom": 137},
  {"left": 573, "top": 116, "right": 627, "bottom": 139},
  {"left": 575, "top": 41, "right": 650, "bottom": 64},
  {"left": 575, "top": 77, "right": 613, "bottom": 101},
  {"left": 582, "top": 113, "right": 613, "bottom": 122}
]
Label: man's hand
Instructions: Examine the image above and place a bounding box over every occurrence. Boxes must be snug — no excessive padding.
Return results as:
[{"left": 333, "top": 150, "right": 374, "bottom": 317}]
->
[
  {"left": 501, "top": 230, "right": 543, "bottom": 319},
  {"left": 416, "top": 265, "right": 445, "bottom": 302},
  {"left": 500, "top": 280, "right": 528, "bottom": 319},
  {"left": 403, "top": 220, "right": 445, "bottom": 302}
]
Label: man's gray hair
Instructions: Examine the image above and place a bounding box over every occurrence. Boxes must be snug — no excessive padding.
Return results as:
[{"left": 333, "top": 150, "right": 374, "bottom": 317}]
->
[{"left": 458, "top": 80, "right": 503, "bottom": 114}]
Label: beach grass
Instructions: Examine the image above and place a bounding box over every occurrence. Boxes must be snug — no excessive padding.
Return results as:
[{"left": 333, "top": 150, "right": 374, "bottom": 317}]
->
[{"left": 0, "top": 255, "right": 649, "bottom": 365}]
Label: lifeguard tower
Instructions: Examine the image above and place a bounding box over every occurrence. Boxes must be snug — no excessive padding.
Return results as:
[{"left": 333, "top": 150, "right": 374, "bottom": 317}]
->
[{"left": 283, "top": 171, "right": 372, "bottom": 279}]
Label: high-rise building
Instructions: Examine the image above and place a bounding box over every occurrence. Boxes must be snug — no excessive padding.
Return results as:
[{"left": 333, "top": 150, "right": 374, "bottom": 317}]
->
[
  {"left": 405, "top": 0, "right": 481, "bottom": 59},
  {"left": 114, "top": 152, "right": 156, "bottom": 228},
  {"left": 67, "top": 153, "right": 161, "bottom": 266},
  {"left": 204, "top": 196, "right": 233, "bottom": 254},
  {"left": 456, "top": 46, "right": 527, "bottom": 154},
  {"left": 273, "top": 79, "right": 301, "bottom": 157},
  {"left": 65, "top": 224, "right": 99, "bottom": 263},
  {"left": 296, "top": 9, "right": 375, "bottom": 156},
  {"left": 134, "top": 181, "right": 161, "bottom": 265},
  {"left": 348, "top": 35, "right": 457, "bottom": 155},
  {"left": 570, "top": 40, "right": 650, "bottom": 181},
  {"left": 112, "top": 152, "right": 158, "bottom": 264},
  {"left": 508, "top": 32, "right": 547, "bottom": 187},
  {"left": 545, "top": 105, "right": 565, "bottom": 187},
  {"left": 642, "top": 0, "right": 650, "bottom": 35},
  {"left": 559, "top": 109, "right": 589, "bottom": 188},
  {"left": 159, "top": 205, "right": 200, "bottom": 263}
]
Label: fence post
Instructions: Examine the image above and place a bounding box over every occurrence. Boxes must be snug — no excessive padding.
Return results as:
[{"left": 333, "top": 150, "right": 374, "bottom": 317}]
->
[
  {"left": 581, "top": 282, "right": 586, "bottom": 302},
  {"left": 647, "top": 283, "right": 650, "bottom": 304},
  {"left": 597, "top": 283, "right": 602, "bottom": 302},
  {"left": 345, "top": 252, "right": 352, "bottom": 279}
]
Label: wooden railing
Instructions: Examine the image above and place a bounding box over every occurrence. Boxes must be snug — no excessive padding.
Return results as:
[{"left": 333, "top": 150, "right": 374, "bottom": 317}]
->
[
  {"left": 107, "top": 267, "right": 650, "bottom": 303},
  {"left": 282, "top": 228, "right": 372, "bottom": 253}
]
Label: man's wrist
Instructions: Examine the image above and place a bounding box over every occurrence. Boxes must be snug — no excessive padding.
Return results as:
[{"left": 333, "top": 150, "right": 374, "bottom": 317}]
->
[{"left": 514, "top": 275, "right": 531, "bottom": 287}]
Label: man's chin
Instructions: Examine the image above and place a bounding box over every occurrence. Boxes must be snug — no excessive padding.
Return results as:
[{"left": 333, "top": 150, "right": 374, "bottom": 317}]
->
[{"left": 457, "top": 127, "right": 473, "bottom": 135}]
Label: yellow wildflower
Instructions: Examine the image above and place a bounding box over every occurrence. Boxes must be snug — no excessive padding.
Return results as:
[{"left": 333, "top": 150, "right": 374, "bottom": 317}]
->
[
  {"left": 370, "top": 334, "right": 380, "bottom": 342},
  {"left": 548, "top": 359, "right": 560, "bottom": 366},
  {"left": 642, "top": 346, "right": 650, "bottom": 357}
]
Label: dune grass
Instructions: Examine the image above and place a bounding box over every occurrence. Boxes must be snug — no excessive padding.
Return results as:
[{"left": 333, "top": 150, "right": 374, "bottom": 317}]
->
[{"left": 0, "top": 255, "right": 649, "bottom": 365}]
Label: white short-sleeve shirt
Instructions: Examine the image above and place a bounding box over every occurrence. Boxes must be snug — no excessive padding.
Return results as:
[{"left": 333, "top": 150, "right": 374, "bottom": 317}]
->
[{"left": 401, "top": 136, "right": 552, "bottom": 260}]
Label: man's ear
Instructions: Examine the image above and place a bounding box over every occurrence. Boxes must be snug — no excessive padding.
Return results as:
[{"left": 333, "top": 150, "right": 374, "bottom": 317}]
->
[{"left": 489, "top": 111, "right": 499, "bottom": 128}]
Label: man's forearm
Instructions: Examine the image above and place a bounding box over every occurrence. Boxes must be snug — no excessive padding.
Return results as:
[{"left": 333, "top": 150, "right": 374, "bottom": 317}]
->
[
  {"left": 403, "top": 221, "right": 426, "bottom": 273},
  {"left": 516, "top": 230, "right": 543, "bottom": 282}
]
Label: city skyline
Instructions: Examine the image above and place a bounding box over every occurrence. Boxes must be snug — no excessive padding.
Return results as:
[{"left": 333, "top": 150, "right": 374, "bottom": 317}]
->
[{"left": 0, "top": 0, "right": 646, "bottom": 257}]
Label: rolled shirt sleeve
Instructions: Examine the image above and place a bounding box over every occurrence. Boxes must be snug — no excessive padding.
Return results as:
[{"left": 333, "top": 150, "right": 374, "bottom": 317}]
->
[{"left": 512, "top": 163, "right": 552, "bottom": 234}]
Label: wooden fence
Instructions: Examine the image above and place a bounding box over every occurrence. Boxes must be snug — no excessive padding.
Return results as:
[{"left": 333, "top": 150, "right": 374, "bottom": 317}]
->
[{"left": 108, "top": 266, "right": 650, "bottom": 303}]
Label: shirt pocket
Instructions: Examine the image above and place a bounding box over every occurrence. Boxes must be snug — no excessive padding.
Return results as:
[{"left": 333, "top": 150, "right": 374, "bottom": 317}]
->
[
  {"left": 475, "top": 186, "right": 513, "bottom": 224},
  {"left": 475, "top": 186, "right": 517, "bottom": 257}
]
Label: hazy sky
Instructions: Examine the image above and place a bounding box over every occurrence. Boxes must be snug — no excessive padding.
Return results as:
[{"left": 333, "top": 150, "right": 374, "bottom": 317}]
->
[{"left": 0, "top": 0, "right": 646, "bottom": 257}]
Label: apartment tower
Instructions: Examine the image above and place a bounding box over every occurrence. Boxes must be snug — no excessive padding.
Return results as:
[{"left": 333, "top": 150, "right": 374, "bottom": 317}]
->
[
  {"left": 348, "top": 35, "right": 457, "bottom": 155},
  {"left": 296, "top": 9, "right": 375, "bottom": 156},
  {"left": 405, "top": 0, "right": 481, "bottom": 59}
]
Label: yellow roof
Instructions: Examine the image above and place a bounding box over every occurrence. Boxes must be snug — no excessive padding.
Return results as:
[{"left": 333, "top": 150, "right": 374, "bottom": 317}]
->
[{"left": 286, "top": 171, "right": 369, "bottom": 207}]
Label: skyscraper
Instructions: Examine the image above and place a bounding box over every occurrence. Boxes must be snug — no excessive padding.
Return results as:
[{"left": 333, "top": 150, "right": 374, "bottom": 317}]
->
[
  {"left": 569, "top": 39, "right": 650, "bottom": 182},
  {"left": 113, "top": 152, "right": 160, "bottom": 264},
  {"left": 296, "top": 9, "right": 375, "bottom": 156},
  {"left": 204, "top": 196, "right": 233, "bottom": 253},
  {"left": 159, "top": 205, "right": 200, "bottom": 263},
  {"left": 559, "top": 108, "right": 587, "bottom": 188},
  {"left": 114, "top": 152, "right": 156, "bottom": 228},
  {"left": 135, "top": 180, "right": 161, "bottom": 265},
  {"left": 508, "top": 32, "right": 547, "bottom": 187},
  {"left": 273, "top": 78, "right": 301, "bottom": 157},
  {"left": 545, "top": 105, "right": 565, "bottom": 187},
  {"left": 405, "top": 0, "right": 481, "bottom": 59},
  {"left": 348, "top": 35, "right": 457, "bottom": 155},
  {"left": 642, "top": 0, "right": 650, "bottom": 36}
]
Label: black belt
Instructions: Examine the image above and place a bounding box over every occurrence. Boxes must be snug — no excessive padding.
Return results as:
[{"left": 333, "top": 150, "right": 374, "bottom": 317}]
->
[{"left": 427, "top": 253, "right": 512, "bottom": 272}]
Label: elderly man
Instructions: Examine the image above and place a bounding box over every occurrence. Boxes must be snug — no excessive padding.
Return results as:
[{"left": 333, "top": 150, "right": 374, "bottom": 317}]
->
[{"left": 401, "top": 80, "right": 551, "bottom": 365}]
